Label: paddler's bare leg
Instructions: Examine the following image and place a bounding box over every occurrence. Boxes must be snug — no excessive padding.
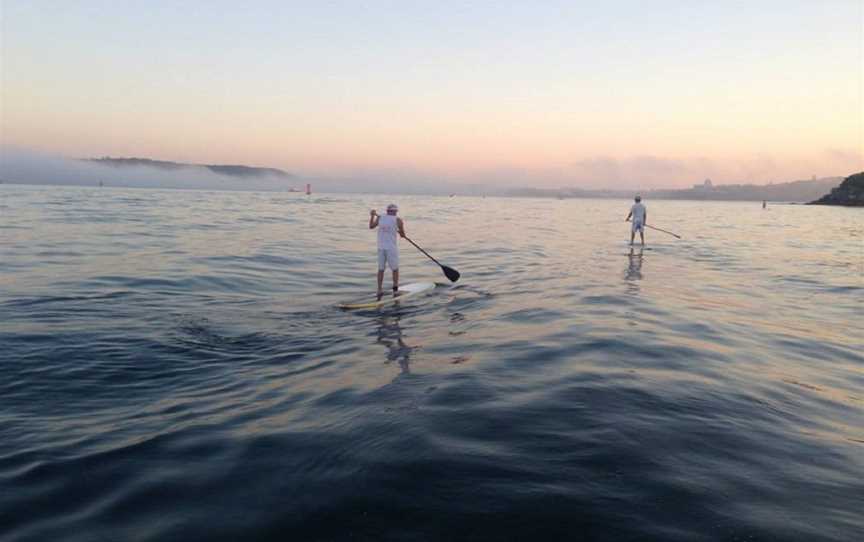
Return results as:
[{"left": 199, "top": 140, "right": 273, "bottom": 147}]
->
[
  {"left": 377, "top": 270, "right": 385, "bottom": 299},
  {"left": 392, "top": 269, "right": 400, "bottom": 295}
]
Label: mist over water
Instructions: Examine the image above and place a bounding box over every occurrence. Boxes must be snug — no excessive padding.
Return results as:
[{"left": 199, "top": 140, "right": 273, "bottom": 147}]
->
[
  {"left": 1, "top": 185, "right": 862, "bottom": 541},
  {"left": 0, "top": 147, "right": 301, "bottom": 192},
  {"left": 0, "top": 147, "right": 484, "bottom": 195}
]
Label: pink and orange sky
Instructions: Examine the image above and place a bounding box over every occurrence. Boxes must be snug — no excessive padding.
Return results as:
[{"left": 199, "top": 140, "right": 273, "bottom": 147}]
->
[{"left": 1, "top": 1, "right": 861, "bottom": 188}]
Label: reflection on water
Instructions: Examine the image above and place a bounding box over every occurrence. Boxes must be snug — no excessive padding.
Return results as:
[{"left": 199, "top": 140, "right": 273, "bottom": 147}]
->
[
  {"left": 624, "top": 246, "right": 644, "bottom": 298},
  {"left": 625, "top": 246, "right": 644, "bottom": 282},
  {"left": 376, "top": 315, "right": 416, "bottom": 375}
]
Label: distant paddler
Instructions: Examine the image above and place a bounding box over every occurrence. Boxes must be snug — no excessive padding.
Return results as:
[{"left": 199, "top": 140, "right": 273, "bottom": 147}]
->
[
  {"left": 625, "top": 195, "right": 647, "bottom": 246},
  {"left": 369, "top": 203, "right": 406, "bottom": 298}
]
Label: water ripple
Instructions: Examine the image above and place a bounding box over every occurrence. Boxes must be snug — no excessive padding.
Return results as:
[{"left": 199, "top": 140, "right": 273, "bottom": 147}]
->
[{"left": 1, "top": 186, "right": 861, "bottom": 541}]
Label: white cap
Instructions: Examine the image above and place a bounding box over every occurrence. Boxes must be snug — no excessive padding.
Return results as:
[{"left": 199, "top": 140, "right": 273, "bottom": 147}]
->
[{"left": 386, "top": 203, "right": 398, "bottom": 212}]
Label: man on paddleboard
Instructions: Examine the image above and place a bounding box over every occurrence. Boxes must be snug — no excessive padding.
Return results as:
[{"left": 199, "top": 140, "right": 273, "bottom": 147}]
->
[
  {"left": 626, "top": 195, "right": 647, "bottom": 246},
  {"left": 370, "top": 203, "right": 406, "bottom": 298}
]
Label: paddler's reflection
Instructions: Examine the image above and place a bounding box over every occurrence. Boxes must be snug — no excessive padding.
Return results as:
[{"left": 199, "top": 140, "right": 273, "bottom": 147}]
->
[
  {"left": 375, "top": 315, "right": 416, "bottom": 374},
  {"left": 625, "top": 246, "right": 644, "bottom": 282}
]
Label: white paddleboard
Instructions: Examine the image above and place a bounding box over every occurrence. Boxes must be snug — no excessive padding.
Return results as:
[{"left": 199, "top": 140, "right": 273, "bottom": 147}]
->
[{"left": 338, "top": 282, "right": 436, "bottom": 310}]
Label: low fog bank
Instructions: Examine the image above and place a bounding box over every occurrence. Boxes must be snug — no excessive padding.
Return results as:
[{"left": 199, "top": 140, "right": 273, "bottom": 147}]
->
[
  {"left": 305, "top": 174, "right": 491, "bottom": 196},
  {"left": 0, "top": 148, "right": 492, "bottom": 196},
  {"left": 0, "top": 147, "right": 304, "bottom": 192},
  {"left": 5, "top": 147, "right": 845, "bottom": 198}
]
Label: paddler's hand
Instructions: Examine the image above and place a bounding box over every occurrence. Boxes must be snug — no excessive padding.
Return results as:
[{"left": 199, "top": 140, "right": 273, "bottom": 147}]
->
[{"left": 370, "top": 209, "right": 378, "bottom": 217}]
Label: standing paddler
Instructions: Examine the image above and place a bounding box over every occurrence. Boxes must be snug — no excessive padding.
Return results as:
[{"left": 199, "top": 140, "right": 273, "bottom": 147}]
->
[
  {"left": 369, "top": 203, "right": 406, "bottom": 298},
  {"left": 626, "top": 195, "right": 647, "bottom": 246}
]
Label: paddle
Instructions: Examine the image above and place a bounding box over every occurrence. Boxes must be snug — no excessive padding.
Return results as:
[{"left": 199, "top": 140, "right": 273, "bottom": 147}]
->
[
  {"left": 627, "top": 219, "right": 682, "bottom": 239},
  {"left": 645, "top": 224, "right": 681, "bottom": 239},
  {"left": 403, "top": 236, "right": 461, "bottom": 282}
]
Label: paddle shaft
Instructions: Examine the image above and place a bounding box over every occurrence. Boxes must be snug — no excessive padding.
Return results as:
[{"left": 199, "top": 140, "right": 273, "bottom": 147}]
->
[
  {"left": 627, "top": 219, "right": 681, "bottom": 239},
  {"left": 403, "top": 236, "right": 445, "bottom": 267},
  {"left": 644, "top": 224, "right": 681, "bottom": 238}
]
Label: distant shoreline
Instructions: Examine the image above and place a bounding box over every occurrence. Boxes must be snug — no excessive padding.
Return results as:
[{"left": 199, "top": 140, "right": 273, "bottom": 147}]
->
[
  {"left": 506, "top": 177, "right": 842, "bottom": 203},
  {"left": 0, "top": 179, "right": 844, "bottom": 203},
  {"left": 0, "top": 155, "right": 847, "bottom": 201}
]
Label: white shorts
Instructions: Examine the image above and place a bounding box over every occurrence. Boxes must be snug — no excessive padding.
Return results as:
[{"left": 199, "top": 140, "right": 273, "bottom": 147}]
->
[
  {"left": 378, "top": 248, "right": 399, "bottom": 271},
  {"left": 631, "top": 221, "right": 644, "bottom": 233}
]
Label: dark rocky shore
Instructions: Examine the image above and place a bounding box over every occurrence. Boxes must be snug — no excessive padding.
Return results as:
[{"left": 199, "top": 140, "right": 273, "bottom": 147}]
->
[{"left": 809, "top": 172, "right": 864, "bottom": 206}]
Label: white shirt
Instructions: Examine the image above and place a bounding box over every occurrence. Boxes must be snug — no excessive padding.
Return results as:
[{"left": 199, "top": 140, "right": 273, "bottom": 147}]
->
[
  {"left": 630, "top": 203, "right": 646, "bottom": 224},
  {"left": 377, "top": 214, "right": 399, "bottom": 251}
]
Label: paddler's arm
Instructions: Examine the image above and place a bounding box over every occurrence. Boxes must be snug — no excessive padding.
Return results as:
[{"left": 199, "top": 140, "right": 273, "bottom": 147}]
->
[
  {"left": 625, "top": 210, "right": 632, "bottom": 222},
  {"left": 397, "top": 217, "right": 406, "bottom": 238},
  {"left": 369, "top": 209, "right": 379, "bottom": 229}
]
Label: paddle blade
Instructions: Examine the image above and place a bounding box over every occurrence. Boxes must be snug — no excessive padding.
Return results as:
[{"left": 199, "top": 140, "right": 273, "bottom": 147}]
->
[{"left": 442, "top": 265, "right": 461, "bottom": 282}]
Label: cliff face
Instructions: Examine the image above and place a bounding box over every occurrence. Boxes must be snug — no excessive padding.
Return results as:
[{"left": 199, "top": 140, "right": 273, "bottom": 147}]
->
[{"left": 809, "top": 172, "right": 864, "bottom": 206}]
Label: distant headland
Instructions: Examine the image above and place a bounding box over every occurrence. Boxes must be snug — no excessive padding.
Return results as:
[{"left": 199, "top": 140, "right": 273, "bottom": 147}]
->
[
  {"left": 84, "top": 157, "right": 294, "bottom": 180},
  {"left": 808, "top": 172, "right": 864, "bottom": 206}
]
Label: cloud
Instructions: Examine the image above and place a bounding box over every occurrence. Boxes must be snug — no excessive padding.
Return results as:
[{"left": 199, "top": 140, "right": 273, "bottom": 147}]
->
[
  {"left": 824, "top": 148, "right": 863, "bottom": 172},
  {"left": 555, "top": 153, "right": 847, "bottom": 188},
  {"left": 562, "top": 155, "right": 713, "bottom": 188},
  {"left": 730, "top": 154, "right": 780, "bottom": 183}
]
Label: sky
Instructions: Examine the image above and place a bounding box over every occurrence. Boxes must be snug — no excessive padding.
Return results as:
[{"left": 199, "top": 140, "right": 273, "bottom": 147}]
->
[{"left": 1, "top": 0, "right": 862, "bottom": 190}]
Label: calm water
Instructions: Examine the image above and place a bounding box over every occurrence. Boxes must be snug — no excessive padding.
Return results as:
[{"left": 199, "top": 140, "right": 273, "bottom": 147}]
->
[{"left": 1, "top": 185, "right": 862, "bottom": 542}]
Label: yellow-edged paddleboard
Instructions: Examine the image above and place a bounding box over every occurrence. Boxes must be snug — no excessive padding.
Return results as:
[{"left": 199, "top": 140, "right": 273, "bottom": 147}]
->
[{"left": 338, "top": 282, "right": 436, "bottom": 310}]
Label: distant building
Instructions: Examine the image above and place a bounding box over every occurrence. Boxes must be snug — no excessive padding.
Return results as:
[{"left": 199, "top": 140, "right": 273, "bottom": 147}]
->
[{"left": 693, "top": 178, "right": 714, "bottom": 190}]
